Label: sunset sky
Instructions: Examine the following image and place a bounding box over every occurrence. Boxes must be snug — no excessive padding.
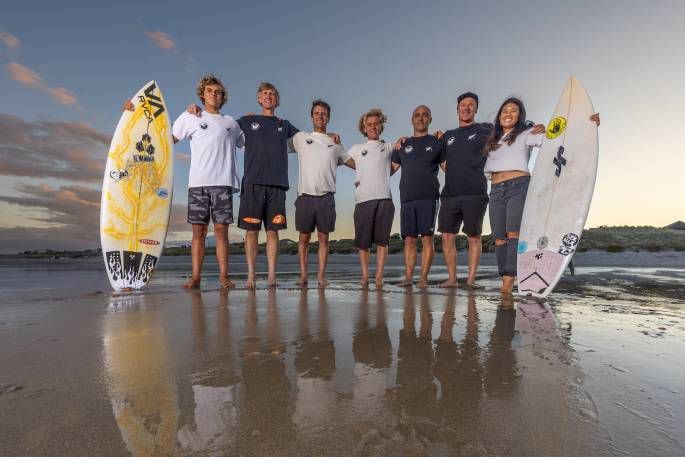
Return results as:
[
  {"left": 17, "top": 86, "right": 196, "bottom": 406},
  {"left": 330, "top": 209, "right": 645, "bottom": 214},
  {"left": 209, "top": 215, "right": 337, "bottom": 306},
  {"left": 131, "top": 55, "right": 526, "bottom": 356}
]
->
[{"left": 1, "top": 0, "right": 683, "bottom": 253}]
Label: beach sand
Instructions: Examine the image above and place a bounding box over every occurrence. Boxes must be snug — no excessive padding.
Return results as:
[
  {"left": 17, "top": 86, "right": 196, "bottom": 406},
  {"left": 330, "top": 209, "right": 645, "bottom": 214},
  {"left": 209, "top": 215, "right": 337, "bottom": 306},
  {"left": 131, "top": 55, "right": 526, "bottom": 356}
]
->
[{"left": 0, "top": 252, "right": 683, "bottom": 456}]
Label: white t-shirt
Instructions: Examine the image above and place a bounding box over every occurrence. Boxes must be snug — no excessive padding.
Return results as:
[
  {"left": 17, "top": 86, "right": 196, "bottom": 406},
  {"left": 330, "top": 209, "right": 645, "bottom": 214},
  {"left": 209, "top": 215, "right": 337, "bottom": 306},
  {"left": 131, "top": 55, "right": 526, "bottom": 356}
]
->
[
  {"left": 347, "top": 139, "right": 394, "bottom": 203},
  {"left": 172, "top": 111, "right": 244, "bottom": 189},
  {"left": 292, "top": 132, "right": 350, "bottom": 196},
  {"left": 484, "top": 128, "right": 544, "bottom": 176}
]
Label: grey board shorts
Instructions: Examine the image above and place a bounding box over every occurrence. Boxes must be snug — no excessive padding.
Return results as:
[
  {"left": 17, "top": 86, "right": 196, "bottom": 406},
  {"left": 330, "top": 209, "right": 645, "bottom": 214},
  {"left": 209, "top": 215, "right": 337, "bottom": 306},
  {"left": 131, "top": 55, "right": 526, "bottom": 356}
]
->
[{"left": 187, "top": 186, "right": 234, "bottom": 224}]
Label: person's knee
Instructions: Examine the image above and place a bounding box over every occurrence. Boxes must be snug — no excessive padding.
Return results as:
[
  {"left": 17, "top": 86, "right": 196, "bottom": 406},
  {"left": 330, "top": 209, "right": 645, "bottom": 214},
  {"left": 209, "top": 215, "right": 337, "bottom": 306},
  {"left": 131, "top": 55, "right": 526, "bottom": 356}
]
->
[
  {"left": 421, "top": 235, "right": 433, "bottom": 246},
  {"left": 442, "top": 233, "right": 455, "bottom": 246},
  {"left": 214, "top": 224, "right": 228, "bottom": 236},
  {"left": 467, "top": 235, "right": 481, "bottom": 244},
  {"left": 299, "top": 232, "right": 311, "bottom": 243},
  {"left": 317, "top": 232, "right": 329, "bottom": 243},
  {"left": 192, "top": 224, "right": 209, "bottom": 239},
  {"left": 404, "top": 236, "right": 417, "bottom": 247}
]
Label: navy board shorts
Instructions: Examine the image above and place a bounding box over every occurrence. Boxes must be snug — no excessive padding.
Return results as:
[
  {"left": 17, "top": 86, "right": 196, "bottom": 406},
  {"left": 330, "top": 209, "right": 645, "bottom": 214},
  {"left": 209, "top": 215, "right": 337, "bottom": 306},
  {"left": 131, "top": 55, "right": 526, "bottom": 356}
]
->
[
  {"left": 353, "top": 198, "right": 395, "bottom": 249},
  {"left": 295, "top": 193, "right": 336, "bottom": 234},
  {"left": 187, "top": 186, "right": 234, "bottom": 224},
  {"left": 438, "top": 195, "right": 488, "bottom": 236},
  {"left": 400, "top": 199, "right": 437, "bottom": 237},
  {"left": 238, "top": 183, "right": 287, "bottom": 231}
]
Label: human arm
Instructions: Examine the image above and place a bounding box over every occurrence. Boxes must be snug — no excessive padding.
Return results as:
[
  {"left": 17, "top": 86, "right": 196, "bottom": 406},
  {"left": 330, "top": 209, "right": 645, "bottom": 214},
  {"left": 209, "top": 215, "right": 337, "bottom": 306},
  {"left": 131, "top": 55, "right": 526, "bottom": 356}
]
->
[
  {"left": 187, "top": 104, "right": 202, "bottom": 116},
  {"left": 440, "top": 161, "right": 446, "bottom": 172},
  {"left": 391, "top": 162, "right": 400, "bottom": 175},
  {"left": 393, "top": 137, "right": 408, "bottom": 150},
  {"left": 530, "top": 124, "right": 546, "bottom": 135},
  {"left": 590, "top": 113, "right": 600, "bottom": 126}
]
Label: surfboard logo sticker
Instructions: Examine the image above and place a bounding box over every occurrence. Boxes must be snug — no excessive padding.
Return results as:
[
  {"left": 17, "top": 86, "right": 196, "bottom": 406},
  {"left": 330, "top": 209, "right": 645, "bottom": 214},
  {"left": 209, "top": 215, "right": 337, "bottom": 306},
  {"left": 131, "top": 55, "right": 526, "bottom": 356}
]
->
[
  {"left": 517, "top": 240, "right": 528, "bottom": 254},
  {"left": 546, "top": 116, "right": 567, "bottom": 139},
  {"left": 109, "top": 169, "right": 129, "bottom": 182},
  {"left": 156, "top": 188, "right": 169, "bottom": 199},
  {"left": 537, "top": 236, "right": 549, "bottom": 249},
  {"left": 139, "top": 239, "right": 160, "bottom": 245}
]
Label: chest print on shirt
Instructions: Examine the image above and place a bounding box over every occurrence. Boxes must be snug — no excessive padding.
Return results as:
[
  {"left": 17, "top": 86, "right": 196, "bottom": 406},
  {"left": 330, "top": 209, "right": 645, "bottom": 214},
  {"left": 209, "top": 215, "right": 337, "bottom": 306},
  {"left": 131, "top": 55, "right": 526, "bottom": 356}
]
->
[
  {"left": 447, "top": 137, "right": 456, "bottom": 146},
  {"left": 277, "top": 126, "right": 283, "bottom": 132},
  {"left": 468, "top": 133, "right": 477, "bottom": 141},
  {"left": 200, "top": 122, "right": 208, "bottom": 130},
  {"left": 251, "top": 122, "right": 260, "bottom": 130},
  {"left": 404, "top": 145, "right": 414, "bottom": 153},
  {"left": 327, "top": 144, "right": 334, "bottom": 148},
  {"left": 425, "top": 146, "right": 433, "bottom": 152},
  {"left": 361, "top": 150, "right": 368, "bottom": 156},
  {"left": 306, "top": 138, "right": 314, "bottom": 144}
]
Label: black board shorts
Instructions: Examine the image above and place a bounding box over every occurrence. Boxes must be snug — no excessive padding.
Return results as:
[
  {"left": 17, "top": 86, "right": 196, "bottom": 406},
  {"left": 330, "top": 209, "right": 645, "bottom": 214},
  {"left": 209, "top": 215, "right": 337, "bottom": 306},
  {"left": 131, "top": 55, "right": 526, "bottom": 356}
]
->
[
  {"left": 295, "top": 193, "right": 336, "bottom": 234},
  {"left": 187, "top": 186, "right": 234, "bottom": 224},
  {"left": 353, "top": 198, "right": 395, "bottom": 249},
  {"left": 400, "top": 198, "right": 437, "bottom": 237},
  {"left": 438, "top": 195, "right": 488, "bottom": 236},
  {"left": 238, "top": 183, "right": 287, "bottom": 231}
]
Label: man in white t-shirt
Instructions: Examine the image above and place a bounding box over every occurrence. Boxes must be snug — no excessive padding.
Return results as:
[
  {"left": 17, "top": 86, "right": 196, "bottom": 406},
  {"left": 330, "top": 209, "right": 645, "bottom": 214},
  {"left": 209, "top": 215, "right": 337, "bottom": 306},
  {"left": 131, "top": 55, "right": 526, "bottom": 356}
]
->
[
  {"left": 291, "top": 100, "right": 353, "bottom": 287},
  {"left": 347, "top": 108, "right": 397, "bottom": 287},
  {"left": 171, "top": 74, "right": 244, "bottom": 289}
]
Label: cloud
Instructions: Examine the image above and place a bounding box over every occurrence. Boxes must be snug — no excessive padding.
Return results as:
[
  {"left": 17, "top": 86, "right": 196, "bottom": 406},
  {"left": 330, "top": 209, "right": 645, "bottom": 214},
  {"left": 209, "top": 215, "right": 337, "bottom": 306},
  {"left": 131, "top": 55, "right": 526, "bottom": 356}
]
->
[
  {"left": 5, "top": 62, "right": 78, "bottom": 107},
  {"left": 144, "top": 30, "right": 175, "bottom": 50},
  {"left": 0, "top": 114, "right": 110, "bottom": 182},
  {"left": 0, "top": 31, "right": 20, "bottom": 49},
  {"left": 0, "top": 181, "right": 188, "bottom": 253}
]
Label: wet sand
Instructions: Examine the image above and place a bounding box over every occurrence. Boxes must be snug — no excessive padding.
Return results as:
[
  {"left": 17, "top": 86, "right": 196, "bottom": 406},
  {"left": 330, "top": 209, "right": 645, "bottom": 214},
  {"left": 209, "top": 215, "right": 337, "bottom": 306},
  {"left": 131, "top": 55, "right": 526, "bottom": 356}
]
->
[{"left": 0, "top": 254, "right": 684, "bottom": 456}]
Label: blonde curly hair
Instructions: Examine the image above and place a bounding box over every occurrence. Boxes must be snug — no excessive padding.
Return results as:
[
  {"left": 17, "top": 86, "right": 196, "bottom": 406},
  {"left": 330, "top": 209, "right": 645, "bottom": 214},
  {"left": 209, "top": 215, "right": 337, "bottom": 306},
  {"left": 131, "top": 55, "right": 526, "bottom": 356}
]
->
[
  {"left": 358, "top": 108, "right": 387, "bottom": 137},
  {"left": 196, "top": 74, "right": 227, "bottom": 108}
]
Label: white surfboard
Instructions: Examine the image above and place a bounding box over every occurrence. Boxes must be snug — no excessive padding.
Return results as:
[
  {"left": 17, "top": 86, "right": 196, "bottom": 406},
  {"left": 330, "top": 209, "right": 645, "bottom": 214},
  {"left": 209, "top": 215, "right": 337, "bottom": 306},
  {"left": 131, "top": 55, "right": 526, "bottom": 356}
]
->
[
  {"left": 517, "top": 76, "right": 598, "bottom": 298},
  {"left": 100, "top": 81, "right": 174, "bottom": 290}
]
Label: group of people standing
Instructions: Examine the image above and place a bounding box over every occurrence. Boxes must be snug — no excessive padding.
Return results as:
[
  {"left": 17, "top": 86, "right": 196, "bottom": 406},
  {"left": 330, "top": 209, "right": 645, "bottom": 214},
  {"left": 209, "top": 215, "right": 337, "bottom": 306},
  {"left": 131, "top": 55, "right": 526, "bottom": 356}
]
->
[{"left": 130, "top": 74, "right": 598, "bottom": 294}]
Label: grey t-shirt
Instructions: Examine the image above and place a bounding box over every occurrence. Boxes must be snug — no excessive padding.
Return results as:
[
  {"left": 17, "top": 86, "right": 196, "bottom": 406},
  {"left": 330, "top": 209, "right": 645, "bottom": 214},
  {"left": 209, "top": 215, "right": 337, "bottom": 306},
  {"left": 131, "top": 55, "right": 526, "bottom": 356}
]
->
[{"left": 292, "top": 132, "right": 349, "bottom": 196}]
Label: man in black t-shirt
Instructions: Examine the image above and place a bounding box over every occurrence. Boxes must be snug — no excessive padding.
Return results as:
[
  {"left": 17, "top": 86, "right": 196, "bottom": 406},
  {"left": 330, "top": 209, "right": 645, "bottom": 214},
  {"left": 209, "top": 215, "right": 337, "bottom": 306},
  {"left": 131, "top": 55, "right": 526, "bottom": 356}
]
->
[
  {"left": 437, "top": 92, "right": 492, "bottom": 289},
  {"left": 391, "top": 105, "right": 443, "bottom": 289}
]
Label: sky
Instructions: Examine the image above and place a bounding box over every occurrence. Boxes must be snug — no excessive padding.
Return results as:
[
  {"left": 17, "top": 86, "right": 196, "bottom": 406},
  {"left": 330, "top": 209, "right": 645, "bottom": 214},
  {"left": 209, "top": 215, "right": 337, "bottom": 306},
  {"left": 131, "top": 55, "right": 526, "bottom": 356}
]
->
[{"left": 1, "top": 0, "right": 684, "bottom": 253}]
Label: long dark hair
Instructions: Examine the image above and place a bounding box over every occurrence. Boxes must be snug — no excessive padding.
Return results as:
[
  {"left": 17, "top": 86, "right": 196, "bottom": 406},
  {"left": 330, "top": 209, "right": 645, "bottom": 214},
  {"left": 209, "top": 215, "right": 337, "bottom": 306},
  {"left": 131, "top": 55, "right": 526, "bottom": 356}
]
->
[{"left": 483, "top": 97, "right": 532, "bottom": 155}]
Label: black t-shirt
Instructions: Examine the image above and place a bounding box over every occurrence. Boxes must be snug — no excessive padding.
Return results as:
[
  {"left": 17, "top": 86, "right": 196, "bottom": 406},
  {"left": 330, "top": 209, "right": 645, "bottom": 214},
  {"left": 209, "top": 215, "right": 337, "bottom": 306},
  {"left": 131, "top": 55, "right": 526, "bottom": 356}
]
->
[
  {"left": 440, "top": 123, "right": 492, "bottom": 197},
  {"left": 391, "top": 135, "right": 442, "bottom": 202},
  {"left": 237, "top": 115, "right": 298, "bottom": 189}
]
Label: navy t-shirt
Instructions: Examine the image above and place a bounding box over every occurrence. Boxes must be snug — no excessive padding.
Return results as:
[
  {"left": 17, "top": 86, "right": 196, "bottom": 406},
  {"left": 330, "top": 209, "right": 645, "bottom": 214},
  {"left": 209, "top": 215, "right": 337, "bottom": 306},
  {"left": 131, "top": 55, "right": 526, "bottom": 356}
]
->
[
  {"left": 237, "top": 115, "right": 299, "bottom": 189},
  {"left": 391, "top": 135, "right": 443, "bottom": 203},
  {"left": 440, "top": 123, "right": 492, "bottom": 197}
]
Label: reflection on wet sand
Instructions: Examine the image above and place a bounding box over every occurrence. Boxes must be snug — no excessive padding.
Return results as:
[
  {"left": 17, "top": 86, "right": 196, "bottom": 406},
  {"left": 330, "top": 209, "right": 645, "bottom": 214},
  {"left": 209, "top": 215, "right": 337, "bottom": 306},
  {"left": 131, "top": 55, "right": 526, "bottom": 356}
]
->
[
  {"left": 237, "top": 289, "right": 295, "bottom": 455},
  {"left": 103, "top": 294, "right": 179, "bottom": 456},
  {"left": 177, "top": 289, "right": 238, "bottom": 454},
  {"left": 100, "top": 289, "right": 603, "bottom": 456}
]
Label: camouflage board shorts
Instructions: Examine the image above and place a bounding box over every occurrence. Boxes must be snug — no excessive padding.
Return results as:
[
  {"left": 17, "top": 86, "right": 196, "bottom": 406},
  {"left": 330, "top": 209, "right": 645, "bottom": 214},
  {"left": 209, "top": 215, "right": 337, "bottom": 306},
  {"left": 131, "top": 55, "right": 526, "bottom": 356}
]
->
[{"left": 187, "top": 186, "right": 234, "bottom": 224}]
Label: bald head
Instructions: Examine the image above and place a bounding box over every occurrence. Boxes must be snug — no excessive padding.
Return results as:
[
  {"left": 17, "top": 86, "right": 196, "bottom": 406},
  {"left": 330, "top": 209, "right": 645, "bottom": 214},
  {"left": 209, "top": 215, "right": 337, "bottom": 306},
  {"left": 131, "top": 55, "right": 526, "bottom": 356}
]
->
[{"left": 412, "top": 105, "right": 432, "bottom": 136}]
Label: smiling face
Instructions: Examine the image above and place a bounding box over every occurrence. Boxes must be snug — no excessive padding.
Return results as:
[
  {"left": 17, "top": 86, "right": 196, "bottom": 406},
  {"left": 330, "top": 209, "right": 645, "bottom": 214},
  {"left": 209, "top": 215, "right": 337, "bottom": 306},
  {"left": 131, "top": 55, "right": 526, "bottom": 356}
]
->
[
  {"left": 499, "top": 102, "right": 520, "bottom": 131},
  {"left": 411, "top": 106, "right": 431, "bottom": 134},
  {"left": 457, "top": 97, "right": 477, "bottom": 124},
  {"left": 363, "top": 115, "right": 382, "bottom": 140},
  {"left": 202, "top": 84, "right": 225, "bottom": 111},
  {"left": 257, "top": 88, "right": 279, "bottom": 110},
  {"left": 311, "top": 105, "right": 329, "bottom": 132}
]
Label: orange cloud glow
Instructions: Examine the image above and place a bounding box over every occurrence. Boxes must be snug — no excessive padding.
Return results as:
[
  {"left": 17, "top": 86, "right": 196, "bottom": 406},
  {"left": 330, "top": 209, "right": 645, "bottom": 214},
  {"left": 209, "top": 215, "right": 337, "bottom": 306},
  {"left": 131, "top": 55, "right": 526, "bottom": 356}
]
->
[
  {"left": 145, "top": 30, "right": 175, "bottom": 50},
  {"left": 0, "top": 31, "right": 20, "bottom": 48},
  {"left": 5, "top": 62, "right": 78, "bottom": 107}
]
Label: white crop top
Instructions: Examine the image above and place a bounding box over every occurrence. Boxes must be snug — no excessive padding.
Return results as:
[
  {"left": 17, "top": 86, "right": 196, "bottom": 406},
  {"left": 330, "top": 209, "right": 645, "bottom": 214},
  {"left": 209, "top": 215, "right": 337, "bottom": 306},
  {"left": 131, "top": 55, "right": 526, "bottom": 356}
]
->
[{"left": 483, "top": 128, "right": 543, "bottom": 176}]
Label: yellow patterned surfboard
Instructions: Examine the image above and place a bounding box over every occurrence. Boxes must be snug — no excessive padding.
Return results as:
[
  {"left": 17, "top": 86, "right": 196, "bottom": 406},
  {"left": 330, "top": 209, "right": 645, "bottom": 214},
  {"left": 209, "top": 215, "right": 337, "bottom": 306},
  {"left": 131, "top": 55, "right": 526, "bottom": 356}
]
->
[{"left": 100, "top": 81, "right": 174, "bottom": 290}]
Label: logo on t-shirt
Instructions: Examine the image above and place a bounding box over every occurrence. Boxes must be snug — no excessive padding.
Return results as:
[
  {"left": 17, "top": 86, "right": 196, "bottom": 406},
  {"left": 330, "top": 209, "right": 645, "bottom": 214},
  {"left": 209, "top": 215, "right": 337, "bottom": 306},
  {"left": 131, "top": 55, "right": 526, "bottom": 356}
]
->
[
  {"left": 251, "top": 122, "right": 260, "bottom": 130},
  {"left": 277, "top": 126, "right": 283, "bottom": 132},
  {"left": 327, "top": 144, "right": 334, "bottom": 148},
  {"left": 404, "top": 145, "right": 413, "bottom": 153},
  {"left": 361, "top": 150, "right": 368, "bottom": 156},
  {"left": 200, "top": 122, "right": 208, "bottom": 130},
  {"left": 306, "top": 138, "right": 313, "bottom": 144},
  {"left": 425, "top": 146, "right": 433, "bottom": 152},
  {"left": 226, "top": 127, "right": 231, "bottom": 132},
  {"left": 447, "top": 137, "right": 456, "bottom": 146},
  {"left": 468, "top": 133, "right": 477, "bottom": 141}
]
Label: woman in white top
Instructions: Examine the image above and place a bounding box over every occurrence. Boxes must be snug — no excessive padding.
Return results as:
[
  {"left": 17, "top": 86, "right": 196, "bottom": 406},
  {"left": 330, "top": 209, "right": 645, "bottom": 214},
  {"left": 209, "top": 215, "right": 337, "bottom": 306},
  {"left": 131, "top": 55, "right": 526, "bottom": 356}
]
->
[{"left": 483, "top": 97, "right": 599, "bottom": 295}]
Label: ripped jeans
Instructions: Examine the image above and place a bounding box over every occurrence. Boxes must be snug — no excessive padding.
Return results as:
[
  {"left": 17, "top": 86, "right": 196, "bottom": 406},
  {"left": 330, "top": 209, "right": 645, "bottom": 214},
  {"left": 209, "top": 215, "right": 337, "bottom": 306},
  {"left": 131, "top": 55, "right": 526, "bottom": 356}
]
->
[{"left": 488, "top": 176, "right": 530, "bottom": 277}]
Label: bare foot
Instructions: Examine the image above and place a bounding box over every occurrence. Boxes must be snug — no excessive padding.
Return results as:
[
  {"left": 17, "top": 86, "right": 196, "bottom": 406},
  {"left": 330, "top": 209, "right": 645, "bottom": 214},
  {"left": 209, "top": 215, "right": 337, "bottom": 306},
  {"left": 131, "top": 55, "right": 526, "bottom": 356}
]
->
[
  {"left": 375, "top": 274, "right": 384, "bottom": 289},
  {"left": 246, "top": 275, "right": 256, "bottom": 290},
  {"left": 317, "top": 274, "right": 328, "bottom": 288},
  {"left": 219, "top": 276, "right": 235, "bottom": 289},
  {"left": 296, "top": 276, "right": 308, "bottom": 286},
  {"left": 182, "top": 277, "right": 201, "bottom": 289},
  {"left": 439, "top": 278, "right": 458, "bottom": 288},
  {"left": 267, "top": 277, "right": 278, "bottom": 288},
  {"left": 416, "top": 278, "right": 429, "bottom": 289},
  {"left": 398, "top": 278, "right": 413, "bottom": 287},
  {"left": 360, "top": 276, "right": 369, "bottom": 287}
]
